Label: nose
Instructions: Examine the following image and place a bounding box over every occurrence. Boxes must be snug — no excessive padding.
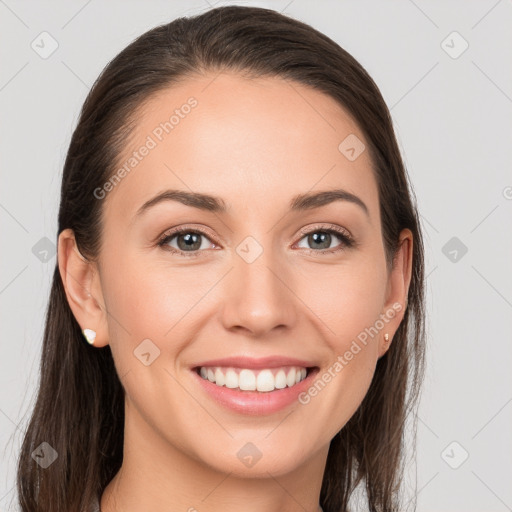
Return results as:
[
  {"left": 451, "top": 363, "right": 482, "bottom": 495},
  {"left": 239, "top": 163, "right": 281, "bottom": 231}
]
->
[{"left": 219, "top": 243, "right": 298, "bottom": 338}]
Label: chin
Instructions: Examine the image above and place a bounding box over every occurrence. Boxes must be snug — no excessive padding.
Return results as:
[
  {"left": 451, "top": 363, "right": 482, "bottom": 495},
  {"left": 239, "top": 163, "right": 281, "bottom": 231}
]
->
[{"left": 196, "top": 443, "right": 309, "bottom": 479}]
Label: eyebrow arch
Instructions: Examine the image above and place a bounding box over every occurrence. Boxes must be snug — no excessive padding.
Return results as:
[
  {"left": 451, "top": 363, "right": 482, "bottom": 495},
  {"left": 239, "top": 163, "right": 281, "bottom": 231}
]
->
[
  {"left": 290, "top": 189, "right": 369, "bottom": 216},
  {"left": 134, "top": 188, "right": 369, "bottom": 219}
]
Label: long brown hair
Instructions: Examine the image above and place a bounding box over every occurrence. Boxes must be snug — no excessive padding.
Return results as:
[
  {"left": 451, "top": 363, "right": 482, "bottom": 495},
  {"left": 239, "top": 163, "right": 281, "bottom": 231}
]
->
[{"left": 15, "top": 6, "right": 426, "bottom": 512}]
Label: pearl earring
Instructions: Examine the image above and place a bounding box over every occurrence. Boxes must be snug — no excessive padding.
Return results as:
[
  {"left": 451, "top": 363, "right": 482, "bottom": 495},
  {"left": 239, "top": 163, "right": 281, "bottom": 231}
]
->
[
  {"left": 384, "top": 333, "right": 389, "bottom": 342},
  {"left": 82, "top": 328, "right": 97, "bottom": 345}
]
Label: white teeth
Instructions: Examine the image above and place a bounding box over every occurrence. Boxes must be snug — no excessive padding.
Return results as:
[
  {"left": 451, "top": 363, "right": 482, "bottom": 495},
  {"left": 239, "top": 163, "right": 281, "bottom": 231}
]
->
[
  {"left": 239, "top": 369, "right": 256, "bottom": 391},
  {"left": 197, "top": 366, "right": 309, "bottom": 392},
  {"left": 256, "top": 369, "right": 275, "bottom": 392},
  {"left": 286, "top": 368, "right": 296, "bottom": 387},
  {"left": 225, "top": 369, "right": 238, "bottom": 389},
  {"left": 214, "top": 368, "right": 225, "bottom": 386},
  {"left": 274, "top": 369, "right": 287, "bottom": 389}
]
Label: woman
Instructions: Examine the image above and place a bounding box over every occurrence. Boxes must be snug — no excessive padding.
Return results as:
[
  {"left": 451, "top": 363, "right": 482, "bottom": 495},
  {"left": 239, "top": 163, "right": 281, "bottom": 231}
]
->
[{"left": 16, "top": 5, "right": 426, "bottom": 512}]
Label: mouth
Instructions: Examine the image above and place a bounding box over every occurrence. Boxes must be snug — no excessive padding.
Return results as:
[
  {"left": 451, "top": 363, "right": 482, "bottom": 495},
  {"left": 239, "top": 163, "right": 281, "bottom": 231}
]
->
[
  {"left": 190, "top": 354, "right": 321, "bottom": 415},
  {"left": 193, "top": 365, "right": 317, "bottom": 393}
]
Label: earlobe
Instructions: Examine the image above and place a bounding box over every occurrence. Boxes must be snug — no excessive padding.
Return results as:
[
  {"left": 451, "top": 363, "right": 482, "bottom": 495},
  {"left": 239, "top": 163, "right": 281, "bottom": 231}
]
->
[
  {"left": 57, "top": 229, "right": 109, "bottom": 347},
  {"left": 82, "top": 328, "right": 97, "bottom": 345},
  {"left": 379, "top": 229, "right": 414, "bottom": 357},
  {"left": 378, "top": 332, "right": 391, "bottom": 359}
]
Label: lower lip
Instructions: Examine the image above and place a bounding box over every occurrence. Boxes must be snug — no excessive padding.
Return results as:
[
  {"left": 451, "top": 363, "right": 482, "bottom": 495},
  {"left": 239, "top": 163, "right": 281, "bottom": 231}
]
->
[{"left": 191, "top": 367, "right": 319, "bottom": 415}]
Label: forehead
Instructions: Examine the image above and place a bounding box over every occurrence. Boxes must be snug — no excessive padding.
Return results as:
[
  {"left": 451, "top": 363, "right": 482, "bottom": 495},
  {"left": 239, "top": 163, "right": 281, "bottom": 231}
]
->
[{"left": 104, "top": 71, "right": 378, "bottom": 224}]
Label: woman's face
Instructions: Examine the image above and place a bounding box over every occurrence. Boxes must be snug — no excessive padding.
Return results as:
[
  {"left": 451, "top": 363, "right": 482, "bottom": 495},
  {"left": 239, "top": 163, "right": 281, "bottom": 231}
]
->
[{"left": 62, "top": 72, "right": 411, "bottom": 479}]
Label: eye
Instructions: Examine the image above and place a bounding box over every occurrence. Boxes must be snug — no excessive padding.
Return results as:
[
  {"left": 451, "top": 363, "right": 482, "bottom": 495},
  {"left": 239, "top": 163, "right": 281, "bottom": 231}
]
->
[
  {"left": 294, "top": 224, "right": 354, "bottom": 255},
  {"left": 157, "top": 227, "right": 217, "bottom": 258}
]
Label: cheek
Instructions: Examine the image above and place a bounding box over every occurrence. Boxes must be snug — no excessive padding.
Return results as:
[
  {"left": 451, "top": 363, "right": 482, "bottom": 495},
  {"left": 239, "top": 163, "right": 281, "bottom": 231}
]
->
[
  {"left": 297, "top": 263, "right": 388, "bottom": 423},
  {"left": 297, "top": 257, "right": 388, "bottom": 346},
  {"left": 102, "top": 255, "right": 215, "bottom": 359},
  {"left": 98, "top": 253, "right": 171, "bottom": 365}
]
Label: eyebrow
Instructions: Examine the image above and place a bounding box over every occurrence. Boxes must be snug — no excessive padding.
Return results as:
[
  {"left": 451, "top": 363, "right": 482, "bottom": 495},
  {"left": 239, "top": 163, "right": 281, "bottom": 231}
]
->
[{"left": 134, "top": 188, "right": 369, "bottom": 219}]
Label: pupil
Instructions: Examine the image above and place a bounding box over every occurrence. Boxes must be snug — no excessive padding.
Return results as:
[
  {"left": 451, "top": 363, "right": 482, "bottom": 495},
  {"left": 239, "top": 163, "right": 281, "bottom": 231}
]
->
[
  {"left": 179, "top": 233, "right": 200, "bottom": 251},
  {"left": 310, "top": 232, "right": 330, "bottom": 249}
]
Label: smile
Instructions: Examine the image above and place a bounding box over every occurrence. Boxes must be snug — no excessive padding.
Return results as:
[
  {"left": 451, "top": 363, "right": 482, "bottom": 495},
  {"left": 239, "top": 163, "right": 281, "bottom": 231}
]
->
[{"left": 197, "top": 365, "right": 309, "bottom": 392}]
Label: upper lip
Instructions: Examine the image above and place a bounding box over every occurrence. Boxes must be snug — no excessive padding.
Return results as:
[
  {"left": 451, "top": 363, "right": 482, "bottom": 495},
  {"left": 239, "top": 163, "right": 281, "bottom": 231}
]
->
[{"left": 192, "top": 356, "right": 317, "bottom": 370}]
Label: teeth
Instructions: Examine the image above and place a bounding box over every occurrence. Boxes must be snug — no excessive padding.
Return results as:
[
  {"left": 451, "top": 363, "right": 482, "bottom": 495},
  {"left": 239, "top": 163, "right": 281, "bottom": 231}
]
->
[
  {"left": 287, "top": 368, "right": 296, "bottom": 387},
  {"left": 239, "top": 369, "right": 256, "bottom": 390},
  {"left": 214, "top": 368, "right": 225, "bottom": 386},
  {"left": 275, "top": 369, "right": 287, "bottom": 389},
  {"left": 257, "top": 369, "right": 275, "bottom": 392},
  {"left": 225, "top": 368, "right": 238, "bottom": 389},
  {"left": 198, "top": 366, "right": 308, "bottom": 392}
]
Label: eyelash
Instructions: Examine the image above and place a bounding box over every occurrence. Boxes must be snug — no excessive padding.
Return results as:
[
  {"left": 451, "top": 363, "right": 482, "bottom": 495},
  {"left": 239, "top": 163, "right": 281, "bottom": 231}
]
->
[{"left": 156, "top": 224, "right": 355, "bottom": 258}]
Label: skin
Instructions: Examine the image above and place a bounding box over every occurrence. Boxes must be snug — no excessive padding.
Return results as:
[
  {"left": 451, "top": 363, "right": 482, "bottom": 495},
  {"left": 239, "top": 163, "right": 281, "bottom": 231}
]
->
[{"left": 58, "top": 72, "right": 413, "bottom": 512}]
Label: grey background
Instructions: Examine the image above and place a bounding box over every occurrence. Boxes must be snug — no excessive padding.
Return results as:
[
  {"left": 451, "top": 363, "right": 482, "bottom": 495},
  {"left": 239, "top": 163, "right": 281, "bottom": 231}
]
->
[{"left": 1, "top": 1, "right": 511, "bottom": 511}]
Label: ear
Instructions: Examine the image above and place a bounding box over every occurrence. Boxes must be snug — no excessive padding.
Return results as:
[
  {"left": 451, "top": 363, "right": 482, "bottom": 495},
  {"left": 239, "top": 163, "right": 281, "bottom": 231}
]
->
[
  {"left": 378, "top": 228, "right": 413, "bottom": 358},
  {"left": 57, "top": 228, "right": 109, "bottom": 348}
]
